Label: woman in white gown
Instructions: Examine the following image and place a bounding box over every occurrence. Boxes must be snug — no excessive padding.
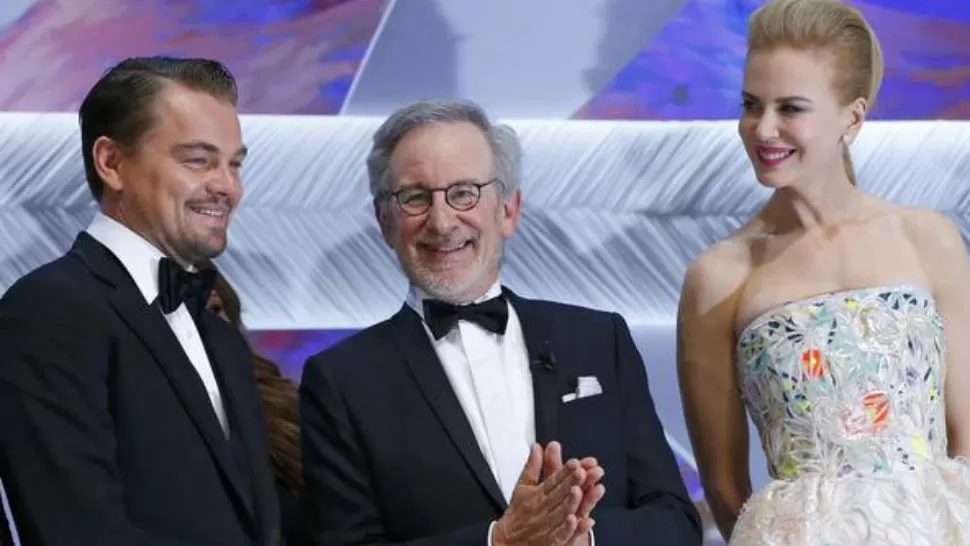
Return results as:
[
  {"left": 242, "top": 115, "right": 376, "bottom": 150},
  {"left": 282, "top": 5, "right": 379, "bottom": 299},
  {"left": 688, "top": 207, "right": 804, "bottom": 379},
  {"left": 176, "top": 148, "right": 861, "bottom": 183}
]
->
[{"left": 677, "top": 0, "right": 970, "bottom": 544}]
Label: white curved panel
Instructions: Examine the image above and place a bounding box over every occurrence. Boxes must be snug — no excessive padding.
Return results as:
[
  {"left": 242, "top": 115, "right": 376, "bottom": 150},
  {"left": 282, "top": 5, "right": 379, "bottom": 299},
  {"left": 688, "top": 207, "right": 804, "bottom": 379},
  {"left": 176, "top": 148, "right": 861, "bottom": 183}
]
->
[
  {"left": 1, "top": 113, "right": 968, "bottom": 330},
  {"left": 1, "top": 113, "right": 968, "bottom": 501}
]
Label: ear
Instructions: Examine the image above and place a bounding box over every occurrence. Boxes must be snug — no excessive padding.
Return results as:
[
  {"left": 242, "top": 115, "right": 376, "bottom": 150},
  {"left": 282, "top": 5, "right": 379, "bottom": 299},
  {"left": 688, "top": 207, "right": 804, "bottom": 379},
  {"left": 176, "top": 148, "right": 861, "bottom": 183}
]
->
[
  {"left": 842, "top": 96, "right": 867, "bottom": 144},
  {"left": 499, "top": 188, "right": 522, "bottom": 239},
  {"left": 91, "top": 136, "right": 127, "bottom": 194}
]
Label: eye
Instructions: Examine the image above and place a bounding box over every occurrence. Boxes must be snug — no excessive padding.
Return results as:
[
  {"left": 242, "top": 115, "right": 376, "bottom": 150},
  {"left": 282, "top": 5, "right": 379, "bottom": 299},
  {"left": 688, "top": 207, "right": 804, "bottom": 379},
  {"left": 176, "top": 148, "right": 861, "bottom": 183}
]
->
[
  {"left": 741, "top": 99, "right": 759, "bottom": 112},
  {"left": 780, "top": 104, "right": 805, "bottom": 115},
  {"left": 450, "top": 188, "right": 476, "bottom": 200},
  {"left": 399, "top": 189, "right": 430, "bottom": 204}
]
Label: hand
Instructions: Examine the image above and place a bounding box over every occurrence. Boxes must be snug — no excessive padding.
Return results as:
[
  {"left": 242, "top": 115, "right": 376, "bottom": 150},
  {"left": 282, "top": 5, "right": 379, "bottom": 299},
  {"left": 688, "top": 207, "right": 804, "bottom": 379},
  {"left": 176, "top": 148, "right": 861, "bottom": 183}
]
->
[
  {"left": 575, "top": 457, "right": 605, "bottom": 525},
  {"left": 492, "top": 443, "right": 587, "bottom": 546},
  {"left": 569, "top": 531, "right": 592, "bottom": 546},
  {"left": 541, "top": 443, "right": 606, "bottom": 546}
]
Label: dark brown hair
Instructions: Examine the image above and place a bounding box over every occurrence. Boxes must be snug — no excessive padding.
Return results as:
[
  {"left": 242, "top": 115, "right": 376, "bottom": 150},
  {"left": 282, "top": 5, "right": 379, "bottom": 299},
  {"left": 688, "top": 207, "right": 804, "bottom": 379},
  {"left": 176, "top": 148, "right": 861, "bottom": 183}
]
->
[
  {"left": 208, "top": 268, "right": 303, "bottom": 495},
  {"left": 79, "top": 56, "right": 239, "bottom": 201}
]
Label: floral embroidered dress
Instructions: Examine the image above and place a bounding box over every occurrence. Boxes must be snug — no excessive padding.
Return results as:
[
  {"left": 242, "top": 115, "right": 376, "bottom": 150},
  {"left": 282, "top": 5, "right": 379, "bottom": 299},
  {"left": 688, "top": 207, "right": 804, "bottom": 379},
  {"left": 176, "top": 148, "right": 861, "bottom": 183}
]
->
[{"left": 730, "top": 285, "right": 970, "bottom": 545}]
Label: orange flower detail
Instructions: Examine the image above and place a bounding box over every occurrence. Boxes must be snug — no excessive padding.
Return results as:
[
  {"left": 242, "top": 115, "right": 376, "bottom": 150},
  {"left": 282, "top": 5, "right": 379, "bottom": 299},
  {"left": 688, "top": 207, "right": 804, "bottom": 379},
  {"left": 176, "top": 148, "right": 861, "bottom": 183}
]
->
[
  {"left": 862, "top": 391, "right": 890, "bottom": 430},
  {"left": 800, "top": 348, "right": 826, "bottom": 378}
]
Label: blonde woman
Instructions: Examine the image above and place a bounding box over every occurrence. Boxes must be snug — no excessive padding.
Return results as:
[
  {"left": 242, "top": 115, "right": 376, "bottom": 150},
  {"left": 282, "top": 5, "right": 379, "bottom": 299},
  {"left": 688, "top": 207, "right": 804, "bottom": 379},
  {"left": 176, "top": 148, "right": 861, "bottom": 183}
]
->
[{"left": 678, "top": 1, "right": 970, "bottom": 544}]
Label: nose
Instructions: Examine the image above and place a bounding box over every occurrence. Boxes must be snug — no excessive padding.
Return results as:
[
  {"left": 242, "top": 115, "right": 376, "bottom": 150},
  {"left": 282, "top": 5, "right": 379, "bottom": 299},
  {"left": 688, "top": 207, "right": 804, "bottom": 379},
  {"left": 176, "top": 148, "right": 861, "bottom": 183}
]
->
[
  {"left": 424, "top": 193, "right": 458, "bottom": 234},
  {"left": 207, "top": 162, "right": 243, "bottom": 205},
  {"left": 755, "top": 110, "right": 779, "bottom": 142}
]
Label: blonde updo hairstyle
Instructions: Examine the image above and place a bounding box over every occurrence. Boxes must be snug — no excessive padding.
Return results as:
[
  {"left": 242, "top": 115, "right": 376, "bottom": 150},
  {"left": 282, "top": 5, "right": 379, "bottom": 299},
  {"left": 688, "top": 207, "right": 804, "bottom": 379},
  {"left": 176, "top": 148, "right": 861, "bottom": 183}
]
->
[{"left": 747, "top": 0, "right": 884, "bottom": 185}]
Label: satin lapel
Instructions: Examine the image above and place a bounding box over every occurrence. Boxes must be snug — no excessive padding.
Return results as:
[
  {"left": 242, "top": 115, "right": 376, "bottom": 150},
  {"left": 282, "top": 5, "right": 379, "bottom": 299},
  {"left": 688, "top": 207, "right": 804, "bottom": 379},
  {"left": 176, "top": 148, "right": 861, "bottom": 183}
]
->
[
  {"left": 71, "top": 234, "right": 254, "bottom": 523},
  {"left": 505, "top": 289, "right": 560, "bottom": 446},
  {"left": 199, "top": 315, "right": 262, "bottom": 526},
  {"left": 390, "top": 306, "right": 507, "bottom": 510}
]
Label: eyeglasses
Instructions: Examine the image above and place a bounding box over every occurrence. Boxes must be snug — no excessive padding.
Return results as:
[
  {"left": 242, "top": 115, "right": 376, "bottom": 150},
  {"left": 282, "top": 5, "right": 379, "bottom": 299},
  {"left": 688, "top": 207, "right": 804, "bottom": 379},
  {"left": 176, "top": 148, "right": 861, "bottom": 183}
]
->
[{"left": 385, "top": 178, "right": 502, "bottom": 216}]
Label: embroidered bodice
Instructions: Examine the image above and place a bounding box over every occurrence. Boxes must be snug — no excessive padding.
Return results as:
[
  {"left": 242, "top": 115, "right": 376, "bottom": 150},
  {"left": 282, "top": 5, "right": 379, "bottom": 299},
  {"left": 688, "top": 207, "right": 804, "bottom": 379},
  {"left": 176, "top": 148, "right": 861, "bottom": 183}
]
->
[{"left": 736, "top": 285, "right": 947, "bottom": 480}]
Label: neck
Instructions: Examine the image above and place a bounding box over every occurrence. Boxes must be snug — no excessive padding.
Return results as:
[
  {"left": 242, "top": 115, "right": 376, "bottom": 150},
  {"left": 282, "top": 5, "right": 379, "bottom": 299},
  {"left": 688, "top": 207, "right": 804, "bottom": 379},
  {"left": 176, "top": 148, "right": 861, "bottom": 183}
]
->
[
  {"left": 761, "top": 173, "right": 860, "bottom": 234},
  {"left": 102, "top": 205, "right": 191, "bottom": 269}
]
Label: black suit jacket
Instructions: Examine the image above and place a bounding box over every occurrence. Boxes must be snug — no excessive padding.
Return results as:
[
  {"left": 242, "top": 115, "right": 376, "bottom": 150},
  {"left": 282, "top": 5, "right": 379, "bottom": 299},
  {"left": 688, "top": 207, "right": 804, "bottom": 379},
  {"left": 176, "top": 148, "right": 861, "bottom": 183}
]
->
[
  {"left": 276, "top": 479, "right": 311, "bottom": 546},
  {"left": 300, "top": 289, "right": 701, "bottom": 545},
  {"left": 0, "top": 233, "right": 279, "bottom": 546}
]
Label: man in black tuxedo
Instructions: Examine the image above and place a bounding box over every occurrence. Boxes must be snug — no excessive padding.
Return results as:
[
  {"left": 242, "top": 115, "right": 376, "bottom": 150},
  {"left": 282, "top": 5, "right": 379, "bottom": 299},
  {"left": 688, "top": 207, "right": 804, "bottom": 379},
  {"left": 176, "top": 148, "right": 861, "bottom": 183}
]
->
[
  {"left": 300, "top": 99, "right": 702, "bottom": 545},
  {"left": 0, "top": 57, "right": 278, "bottom": 546}
]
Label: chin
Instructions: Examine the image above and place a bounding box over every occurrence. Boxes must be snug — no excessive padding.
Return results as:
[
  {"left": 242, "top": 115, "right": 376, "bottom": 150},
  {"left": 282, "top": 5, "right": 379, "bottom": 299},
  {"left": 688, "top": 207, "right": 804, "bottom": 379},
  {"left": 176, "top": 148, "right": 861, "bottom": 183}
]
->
[
  {"left": 202, "top": 242, "right": 228, "bottom": 259},
  {"left": 415, "top": 270, "right": 486, "bottom": 302},
  {"left": 183, "top": 240, "right": 227, "bottom": 264},
  {"left": 754, "top": 171, "right": 793, "bottom": 189}
]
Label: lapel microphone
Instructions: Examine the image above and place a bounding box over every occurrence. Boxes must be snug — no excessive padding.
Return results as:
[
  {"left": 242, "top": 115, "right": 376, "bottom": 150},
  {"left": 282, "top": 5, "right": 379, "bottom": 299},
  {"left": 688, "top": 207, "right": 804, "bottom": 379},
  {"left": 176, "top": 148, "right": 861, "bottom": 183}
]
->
[{"left": 533, "top": 339, "right": 557, "bottom": 372}]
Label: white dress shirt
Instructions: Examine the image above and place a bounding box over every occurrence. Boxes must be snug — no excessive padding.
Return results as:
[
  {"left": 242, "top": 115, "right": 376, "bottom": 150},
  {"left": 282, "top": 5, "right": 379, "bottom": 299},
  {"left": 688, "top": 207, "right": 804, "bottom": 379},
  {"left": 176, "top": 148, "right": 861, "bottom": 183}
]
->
[
  {"left": 407, "top": 281, "right": 535, "bottom": 503},
  {"left": 86, "top": 212, "right": 229, "bottom": 434},
  {"left": 408, "top": 283, "right": 596, "bottom": 545}
]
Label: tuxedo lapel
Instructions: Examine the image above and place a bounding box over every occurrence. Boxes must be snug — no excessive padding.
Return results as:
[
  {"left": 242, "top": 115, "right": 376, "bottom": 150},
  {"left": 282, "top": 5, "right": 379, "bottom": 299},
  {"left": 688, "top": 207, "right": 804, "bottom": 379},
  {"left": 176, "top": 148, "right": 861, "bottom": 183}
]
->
[
  {"left": 389, "top": 306, "right": 507, "bottom": 510},
  {"left": 199, "top": 316, "right": 263, "bottom": 526},
  {"left": 505, "top": 289, "right": 560, "bottom": 446},
  {"left": 71, "top": 234, "right": 255, "bottom": 524}
]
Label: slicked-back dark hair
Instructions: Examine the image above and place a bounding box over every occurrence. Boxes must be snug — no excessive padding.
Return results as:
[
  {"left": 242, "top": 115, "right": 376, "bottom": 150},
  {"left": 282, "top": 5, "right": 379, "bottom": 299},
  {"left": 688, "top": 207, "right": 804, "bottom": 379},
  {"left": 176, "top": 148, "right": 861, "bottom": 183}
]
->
[{"left": 79, "top": 56, "right": 239, "bottom": 201}]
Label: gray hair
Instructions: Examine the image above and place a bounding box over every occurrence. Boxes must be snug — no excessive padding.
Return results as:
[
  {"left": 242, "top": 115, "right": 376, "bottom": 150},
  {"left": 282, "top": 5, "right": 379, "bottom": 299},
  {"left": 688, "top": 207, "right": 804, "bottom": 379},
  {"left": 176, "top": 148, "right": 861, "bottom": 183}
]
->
[{"left": 366, "top": 98, "right": 522, "bottom": 200}]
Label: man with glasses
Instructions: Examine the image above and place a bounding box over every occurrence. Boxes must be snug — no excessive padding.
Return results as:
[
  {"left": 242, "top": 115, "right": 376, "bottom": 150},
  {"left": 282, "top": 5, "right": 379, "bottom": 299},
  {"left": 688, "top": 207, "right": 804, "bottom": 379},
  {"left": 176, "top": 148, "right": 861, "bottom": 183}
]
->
[{"left": 299, "top": 99, "right": 701, "bottom": 546}]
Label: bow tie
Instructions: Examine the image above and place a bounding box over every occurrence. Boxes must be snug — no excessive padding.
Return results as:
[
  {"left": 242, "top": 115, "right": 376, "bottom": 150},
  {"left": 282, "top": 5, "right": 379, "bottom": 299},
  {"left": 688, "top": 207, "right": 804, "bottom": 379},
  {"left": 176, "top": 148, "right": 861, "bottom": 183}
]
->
[
  {"left": 423, "top": 295, "right": 509, "bottom": 340},
  {"left": 157, "top": 257, "right": 216, "bottom": 320}
]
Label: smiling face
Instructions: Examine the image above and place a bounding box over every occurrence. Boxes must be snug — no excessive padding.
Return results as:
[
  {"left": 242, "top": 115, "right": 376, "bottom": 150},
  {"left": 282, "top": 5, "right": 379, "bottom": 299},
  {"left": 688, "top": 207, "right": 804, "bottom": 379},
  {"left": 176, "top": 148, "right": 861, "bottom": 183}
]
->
[
  {"left": 377, "top": 121, "right": 521, "bottom": 303},
  {"left": 94, "top": 83, "right": 247, "bottom": 266},
  {"left": 739, "top": 46, "right": 865, "bottom": 189}
]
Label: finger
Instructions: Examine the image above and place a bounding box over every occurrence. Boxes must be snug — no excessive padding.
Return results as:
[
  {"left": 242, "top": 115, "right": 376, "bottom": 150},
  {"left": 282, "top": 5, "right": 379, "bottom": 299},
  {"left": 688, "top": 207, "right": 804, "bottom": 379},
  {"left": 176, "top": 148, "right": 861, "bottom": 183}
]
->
[
  {"left": 517, "top": 443, "right": 543, "bottom": 486},
  {"left": 578, "top": 456, "right": 598, "bottom": 470},
  {"left": 536, "top": 466, "right": 586, "bottom": 510},
  {"left": 541, "top": 457, "right": 582, "bottom": 490},
  {"left": 543, "top": 441, "right": 563, "bottom": 481},
  {"left": 524, "top": 485, "right": 579, "bottom": 545},
  {"left": 549, "top": 483, "right": 583, "bottom": 523},
  {"left": 570, "top": 516, "right": 596, "bottom": 543},
  {"left": 580, "top": 465, "right": 605, "bottom": 491},
  {"left": 577, "top": 483, "right": 606, "bottom": 519},
  {"left": 547, "top": 512, "right": 580, "bottom": 545}
]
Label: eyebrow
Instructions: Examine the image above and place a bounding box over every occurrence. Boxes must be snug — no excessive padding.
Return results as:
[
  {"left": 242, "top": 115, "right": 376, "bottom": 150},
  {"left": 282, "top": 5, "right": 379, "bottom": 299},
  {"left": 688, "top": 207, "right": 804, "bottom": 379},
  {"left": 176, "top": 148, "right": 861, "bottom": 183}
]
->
[
  {"left": 741, "top": 91, "right": 813, "bottom": 103},
  {"left": 171, "top": 141, "right": 248, "bottom": 158},
  {"left": 399, "top": 177, "right": 486, "bottom": 189}
]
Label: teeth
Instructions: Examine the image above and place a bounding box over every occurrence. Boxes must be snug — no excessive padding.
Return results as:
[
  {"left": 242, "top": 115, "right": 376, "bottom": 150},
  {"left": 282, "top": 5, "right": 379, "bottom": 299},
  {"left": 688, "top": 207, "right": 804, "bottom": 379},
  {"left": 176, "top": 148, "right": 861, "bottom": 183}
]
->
[
  {"left": 193, "top": 208, "right": 227, "bottom": 217},
  {"left": 760, "top": 150, "right": 793, "bottom": 161},
  {"left": 429, "top": 242, "right": 467, "bottom": 252}
]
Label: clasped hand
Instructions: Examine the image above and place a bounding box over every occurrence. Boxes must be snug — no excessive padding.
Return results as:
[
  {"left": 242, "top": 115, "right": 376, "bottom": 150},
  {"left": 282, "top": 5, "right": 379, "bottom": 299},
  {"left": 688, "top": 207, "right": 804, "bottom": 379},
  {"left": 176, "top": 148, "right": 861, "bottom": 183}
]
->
[{"left": 493, "top": 441, "right": 606, "bottom": 546}]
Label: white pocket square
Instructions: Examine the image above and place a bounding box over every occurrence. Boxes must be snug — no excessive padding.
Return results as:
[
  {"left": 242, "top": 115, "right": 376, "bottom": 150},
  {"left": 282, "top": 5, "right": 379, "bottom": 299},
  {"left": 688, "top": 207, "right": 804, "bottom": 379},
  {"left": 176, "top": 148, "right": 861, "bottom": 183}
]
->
[{"left": 561, "top": 375, "right": 603, "bottom": 403}]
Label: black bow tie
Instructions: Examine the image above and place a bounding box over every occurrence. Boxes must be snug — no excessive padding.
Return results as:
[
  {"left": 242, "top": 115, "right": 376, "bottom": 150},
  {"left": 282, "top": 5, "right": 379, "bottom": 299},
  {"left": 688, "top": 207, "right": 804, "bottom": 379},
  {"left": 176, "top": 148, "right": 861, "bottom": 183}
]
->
[
  {"left": 423, "top": 295, "right": 509, "bottom": 340},
  {"left": 157, "top": 257, "right": 216, "bottom": 319}
]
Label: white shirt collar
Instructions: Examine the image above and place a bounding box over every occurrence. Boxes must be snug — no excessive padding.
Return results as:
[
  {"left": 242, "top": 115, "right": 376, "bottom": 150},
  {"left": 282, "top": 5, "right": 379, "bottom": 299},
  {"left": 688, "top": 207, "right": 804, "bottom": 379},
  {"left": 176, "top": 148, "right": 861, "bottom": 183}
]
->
[
  {"left": 406, "top": 280, "right": 504, "bottom": 321},
  {"left": 85, "top": 212, "right": 168, "bottom": 304}
]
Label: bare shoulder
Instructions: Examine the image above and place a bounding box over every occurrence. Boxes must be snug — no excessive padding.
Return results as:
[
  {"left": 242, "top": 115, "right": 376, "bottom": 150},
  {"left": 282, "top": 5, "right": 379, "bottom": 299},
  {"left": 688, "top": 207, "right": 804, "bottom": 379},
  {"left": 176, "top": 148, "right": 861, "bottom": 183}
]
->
[
  {"left": 681, "top": 236, "right": 751, "bottom": 315},
  {"left": 897, "top": 206, "right": 966, "bottom": 257}
]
